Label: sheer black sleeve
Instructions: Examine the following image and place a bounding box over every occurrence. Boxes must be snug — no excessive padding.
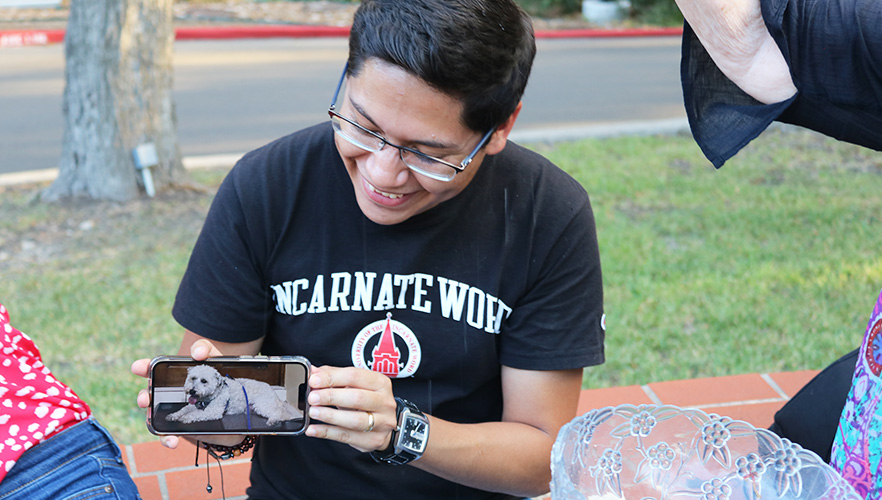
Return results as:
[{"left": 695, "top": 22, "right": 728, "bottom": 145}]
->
[{"left": 681, "top": 0, "right": 882, "bottom": 167}]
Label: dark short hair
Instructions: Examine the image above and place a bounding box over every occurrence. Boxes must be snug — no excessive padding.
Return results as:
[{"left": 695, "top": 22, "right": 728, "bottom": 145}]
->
[{"left": 347, "top": 0, "right": 536, "bottom": 134}]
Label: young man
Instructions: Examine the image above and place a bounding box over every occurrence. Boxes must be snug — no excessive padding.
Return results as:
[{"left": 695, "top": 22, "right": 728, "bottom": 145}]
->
[{"left": 134, "top": 1, "right": 605, "bottom": 498}]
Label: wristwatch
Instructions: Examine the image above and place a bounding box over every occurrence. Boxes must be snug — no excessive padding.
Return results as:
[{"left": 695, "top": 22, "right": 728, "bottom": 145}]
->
[{"left": 370, "top": 397, "right": 429, "bottom": 465}]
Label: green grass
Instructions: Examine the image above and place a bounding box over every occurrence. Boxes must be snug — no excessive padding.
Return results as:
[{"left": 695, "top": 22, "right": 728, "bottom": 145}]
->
[
  {"left": 528, "top": 128, "right": 882, "bottom": 389},
  {"left": 2, "top": 128, "right": 880, "bottom": 445},
  {"left": 1, "top": 170, "right": 221, "bottom": 446}
]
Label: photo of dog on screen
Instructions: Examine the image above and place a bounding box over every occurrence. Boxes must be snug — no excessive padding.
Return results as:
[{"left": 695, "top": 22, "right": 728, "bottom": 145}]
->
[{"left": 151, "top": 360, "right": 307, "bottom": 434}]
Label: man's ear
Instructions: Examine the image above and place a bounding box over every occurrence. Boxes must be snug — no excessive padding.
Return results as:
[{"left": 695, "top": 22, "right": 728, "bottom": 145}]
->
[{"left": 484, "top": 101, "right": 522, "bottom": 156}]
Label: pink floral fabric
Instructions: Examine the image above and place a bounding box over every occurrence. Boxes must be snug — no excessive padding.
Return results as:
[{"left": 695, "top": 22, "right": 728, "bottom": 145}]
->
[{"left": 0, "top": 302, "right": 91, "bottom": 483}]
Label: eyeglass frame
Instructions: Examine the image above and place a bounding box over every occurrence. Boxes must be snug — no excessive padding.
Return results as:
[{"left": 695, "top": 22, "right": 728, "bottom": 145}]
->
[{"left": 327, "top": 63, "right": 496, "bottom": 182}]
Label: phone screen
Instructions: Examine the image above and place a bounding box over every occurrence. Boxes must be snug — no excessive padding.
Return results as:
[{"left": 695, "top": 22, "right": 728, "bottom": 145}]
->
[{"left": 148, "top": 356, "right": 309, "bottom": 435}]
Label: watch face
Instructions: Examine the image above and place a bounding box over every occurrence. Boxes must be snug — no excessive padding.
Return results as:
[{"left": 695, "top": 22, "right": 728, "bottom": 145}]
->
[{"left": 398, "top": 415, "right": 428, "bottom": 453}]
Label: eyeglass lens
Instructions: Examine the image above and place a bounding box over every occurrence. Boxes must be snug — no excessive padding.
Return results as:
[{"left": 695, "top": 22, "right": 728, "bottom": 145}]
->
[{"left": 331, "top": 113, "right": 461, "bottom": 181}]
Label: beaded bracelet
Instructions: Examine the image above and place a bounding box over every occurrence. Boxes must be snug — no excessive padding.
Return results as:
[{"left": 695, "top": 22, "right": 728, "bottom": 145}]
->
[{"left": 199, "top": 435, "right": 257, "bottom": 460}]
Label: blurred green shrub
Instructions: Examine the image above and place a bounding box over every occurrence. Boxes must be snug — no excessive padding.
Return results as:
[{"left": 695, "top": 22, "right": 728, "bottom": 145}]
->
[
  {"left": 517, "top": 0, "right": 684, "bottom": 26},
  {"left": 626, "top": 0, "right": 684, "bottom": 26},
  {"left": 517, "top": 0, "right": 583, "bottom": 17}
]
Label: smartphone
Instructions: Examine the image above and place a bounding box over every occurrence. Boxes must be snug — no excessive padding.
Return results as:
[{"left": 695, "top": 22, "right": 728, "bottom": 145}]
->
[{"left": 147, "top": 355, "right": 310, "bottom": 436}]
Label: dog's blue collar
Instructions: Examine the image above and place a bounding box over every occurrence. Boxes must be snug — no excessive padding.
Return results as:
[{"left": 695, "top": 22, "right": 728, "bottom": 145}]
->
[{"left": 222, "top": 375, "right": 253, "bottom": 430}]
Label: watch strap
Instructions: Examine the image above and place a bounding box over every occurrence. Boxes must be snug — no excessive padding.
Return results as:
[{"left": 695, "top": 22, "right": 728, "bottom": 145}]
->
[{"left": 370, "top": 397, "right": 426, "bottom": 465}]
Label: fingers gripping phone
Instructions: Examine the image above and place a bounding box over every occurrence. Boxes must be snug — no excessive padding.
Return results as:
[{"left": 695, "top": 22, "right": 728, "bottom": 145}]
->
[{"left": 147, "top": 356, "right": 310, "bottom": 436}]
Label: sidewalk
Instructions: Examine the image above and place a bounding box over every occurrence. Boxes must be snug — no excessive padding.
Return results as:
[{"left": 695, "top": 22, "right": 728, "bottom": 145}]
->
[
  {"left": 0, "top": 116, "right": 693, "bottom": 188},
  {"left": 122, "top": 369, "right": 817, "bottom": 500}
]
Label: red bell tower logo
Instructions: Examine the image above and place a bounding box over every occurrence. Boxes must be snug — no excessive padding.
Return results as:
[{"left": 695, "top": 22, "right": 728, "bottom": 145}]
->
[
  {"left": 371, "top": 313, "right": 402, "bottom": 376},
  {"left": 351, "top": 312, "right": 421, "bottom": 378}
]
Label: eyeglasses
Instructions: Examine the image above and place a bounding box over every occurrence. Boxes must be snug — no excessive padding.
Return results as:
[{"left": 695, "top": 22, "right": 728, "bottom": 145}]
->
[{"left": 328, "top": 63, "right": 496, "bottom": 182}]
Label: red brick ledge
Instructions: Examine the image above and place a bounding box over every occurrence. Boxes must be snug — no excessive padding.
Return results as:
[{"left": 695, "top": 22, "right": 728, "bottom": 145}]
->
[{"left": 121, "top": 370, "right": 816, "bottom": 500}]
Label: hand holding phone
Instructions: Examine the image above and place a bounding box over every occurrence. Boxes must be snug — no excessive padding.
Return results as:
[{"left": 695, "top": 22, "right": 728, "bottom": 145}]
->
[{"left": 147, "top": 356, "right": 311, "bottom": 436}]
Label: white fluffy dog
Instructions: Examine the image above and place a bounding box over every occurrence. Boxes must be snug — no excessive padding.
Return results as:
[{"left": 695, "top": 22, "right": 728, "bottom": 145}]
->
[{"left": 166, "top": 364, "right": 299, "bottom": 426}]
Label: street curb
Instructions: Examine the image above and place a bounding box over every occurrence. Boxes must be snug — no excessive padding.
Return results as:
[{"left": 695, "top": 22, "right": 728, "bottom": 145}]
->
[
  {"left": 0, "top": 24, "right": 682, "bottom": 48},
  {"left": 0, "top": 27, "right": 63, "bottom": 47},
  {"left": 175, "top": 25, "right": 350, "bottom": 40},
  {"left": 0, "top": 118, "right": 691, "bottom": 188}
]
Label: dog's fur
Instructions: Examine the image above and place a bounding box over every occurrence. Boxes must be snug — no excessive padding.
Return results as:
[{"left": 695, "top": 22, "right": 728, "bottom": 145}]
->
[{"left": 166, "top": 364, "right": 299, "bottom": 426}]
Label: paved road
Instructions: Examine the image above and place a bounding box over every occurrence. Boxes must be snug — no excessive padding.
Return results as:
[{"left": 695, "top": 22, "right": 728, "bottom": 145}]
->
[{"left": 0, "top": 35, "right": 685, "bottom": 175}]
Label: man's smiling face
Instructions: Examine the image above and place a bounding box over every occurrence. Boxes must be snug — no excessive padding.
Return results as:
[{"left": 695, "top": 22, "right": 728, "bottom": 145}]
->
[{"left": 333, "top": 59, "right": 497, "bottom": 226}]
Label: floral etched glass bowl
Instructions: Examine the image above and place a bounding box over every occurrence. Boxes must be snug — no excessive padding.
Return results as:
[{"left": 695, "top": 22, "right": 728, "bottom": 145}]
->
[{"left": 550, "top": 404, "right": 860, "bottom": 500}]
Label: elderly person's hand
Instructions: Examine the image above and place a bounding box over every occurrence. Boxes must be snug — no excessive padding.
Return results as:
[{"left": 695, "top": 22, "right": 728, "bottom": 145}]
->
[{"left": 674, "top": 0, "right": 796, "bottom": 103}]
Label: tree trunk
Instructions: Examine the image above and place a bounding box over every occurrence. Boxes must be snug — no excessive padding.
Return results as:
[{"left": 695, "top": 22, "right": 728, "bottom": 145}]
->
[{"left": 43, "top": 0, "right": 185, "bottom": 202}]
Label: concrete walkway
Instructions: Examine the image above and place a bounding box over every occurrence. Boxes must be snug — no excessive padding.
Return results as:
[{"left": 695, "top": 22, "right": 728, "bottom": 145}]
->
[
  {"left": 0, "top": 116, "right": 691, "bottom": 188},
  {"left": 123, "top": 369, "right": 818, "bottom": 500}
]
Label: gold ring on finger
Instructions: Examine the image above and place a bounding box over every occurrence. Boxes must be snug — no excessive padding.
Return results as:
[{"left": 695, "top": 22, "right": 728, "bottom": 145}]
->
[{"left": 364, "top": 411, "right": 375, "bottom": 433}]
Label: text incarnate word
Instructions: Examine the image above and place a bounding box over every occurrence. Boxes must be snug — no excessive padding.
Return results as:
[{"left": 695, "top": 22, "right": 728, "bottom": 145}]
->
[{"left": 270, "top": 272, "right": 512, "bottom": 334}]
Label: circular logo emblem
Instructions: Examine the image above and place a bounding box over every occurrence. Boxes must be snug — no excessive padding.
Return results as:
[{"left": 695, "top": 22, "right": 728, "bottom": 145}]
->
[
  {"left": 865, "top": 316, "right": 882, "bottom": 376},
  {"left": 351, "top": 313, "right": 421, "bottom": 378}
]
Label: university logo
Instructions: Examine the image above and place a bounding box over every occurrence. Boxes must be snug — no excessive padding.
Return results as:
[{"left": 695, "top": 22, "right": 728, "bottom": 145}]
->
[{"left": 351, "top": 312, "right": 422, "bottom": 378}]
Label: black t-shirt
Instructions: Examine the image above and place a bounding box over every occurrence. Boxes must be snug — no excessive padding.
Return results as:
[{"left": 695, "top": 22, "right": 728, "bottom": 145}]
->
[
  {"left": 173, "top": 122, "right": 605, "bottom": 499},
  {"left": 681, "top": 0, "right": 882, "bottom": 168}
]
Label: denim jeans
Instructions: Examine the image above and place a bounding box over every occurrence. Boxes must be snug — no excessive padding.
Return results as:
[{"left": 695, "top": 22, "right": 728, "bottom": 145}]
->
[{"left": 0, "top": 418, "right": 141, "bottom": 500}]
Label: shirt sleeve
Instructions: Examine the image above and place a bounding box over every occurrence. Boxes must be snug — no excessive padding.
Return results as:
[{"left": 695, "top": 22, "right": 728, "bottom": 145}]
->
[
  {"left": 681, "top": 0, "right": 882, "bottom": 168},
  {"left": 499, "top": 208, "right": 605, "bottom": 371},
  {"left": 497, "top": 163, "right": 605, "bottom": 371}
]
